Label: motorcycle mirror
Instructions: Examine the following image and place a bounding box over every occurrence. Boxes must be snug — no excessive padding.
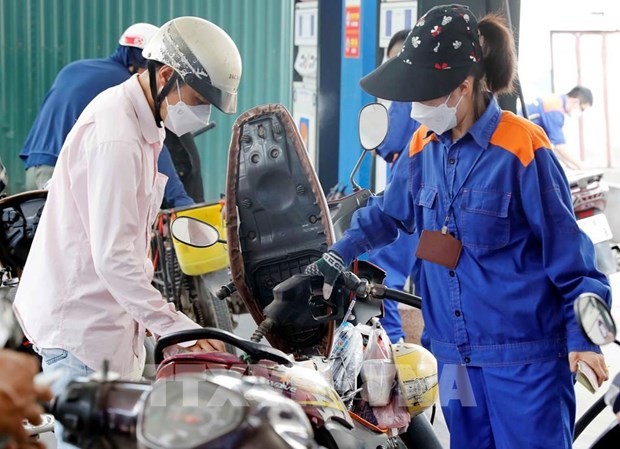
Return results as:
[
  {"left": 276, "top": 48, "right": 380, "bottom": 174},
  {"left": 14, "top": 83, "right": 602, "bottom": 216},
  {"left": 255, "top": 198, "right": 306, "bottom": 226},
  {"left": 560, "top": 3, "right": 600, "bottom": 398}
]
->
[
  {"left": 170, "top": 216, "right": 224, "bottom": 248},
  {"left": 574, "top": 293, "right": 618, "bottom": 346},
  {"left": 358, "top": 103, "right": 389, "bottom": 151}
]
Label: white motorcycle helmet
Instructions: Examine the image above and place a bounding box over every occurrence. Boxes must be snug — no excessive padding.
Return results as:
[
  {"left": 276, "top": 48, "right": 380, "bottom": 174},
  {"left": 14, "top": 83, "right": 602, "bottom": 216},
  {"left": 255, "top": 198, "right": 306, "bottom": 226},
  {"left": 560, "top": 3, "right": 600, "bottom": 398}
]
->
[
  {"left": 142, "top": 16, "right": 242, "bottom": 115},
  {"left": 118, "top": 22, "right": 159, "bottom": 49}
]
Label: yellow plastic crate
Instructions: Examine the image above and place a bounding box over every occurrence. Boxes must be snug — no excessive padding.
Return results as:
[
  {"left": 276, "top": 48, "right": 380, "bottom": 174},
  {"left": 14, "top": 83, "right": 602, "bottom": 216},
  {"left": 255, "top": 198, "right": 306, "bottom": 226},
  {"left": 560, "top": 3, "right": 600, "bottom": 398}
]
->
[{"left": 171, "top": 201, "right": 228, "bottom": 275}]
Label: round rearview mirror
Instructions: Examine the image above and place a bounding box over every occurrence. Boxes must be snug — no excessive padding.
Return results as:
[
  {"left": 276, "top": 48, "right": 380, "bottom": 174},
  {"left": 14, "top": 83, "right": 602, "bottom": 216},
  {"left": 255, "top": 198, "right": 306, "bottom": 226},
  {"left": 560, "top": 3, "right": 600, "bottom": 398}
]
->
[
  {"left": 358, "top": 103, "right": 389, "bottom": 151},
  {"left": 574, "top": 293, "right": 617, "bottom": 346},
  {"left": 170, "top": 216, "right": 221, "bottom": 248}
]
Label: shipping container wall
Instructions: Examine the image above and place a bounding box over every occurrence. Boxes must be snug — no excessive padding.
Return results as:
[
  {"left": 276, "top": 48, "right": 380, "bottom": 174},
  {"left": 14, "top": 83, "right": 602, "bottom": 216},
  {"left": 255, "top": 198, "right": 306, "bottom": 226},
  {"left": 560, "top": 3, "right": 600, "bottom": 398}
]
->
[{"left": 0, "top": 0, "right": 293, "bottom": 200}]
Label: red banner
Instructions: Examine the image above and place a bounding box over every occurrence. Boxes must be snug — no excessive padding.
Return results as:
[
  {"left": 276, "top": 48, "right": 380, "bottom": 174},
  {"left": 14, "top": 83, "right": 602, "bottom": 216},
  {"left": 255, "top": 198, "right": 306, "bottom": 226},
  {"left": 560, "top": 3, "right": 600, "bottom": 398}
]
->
[{"left": 344, "top": 5, "right": 361, "bottom": 58}]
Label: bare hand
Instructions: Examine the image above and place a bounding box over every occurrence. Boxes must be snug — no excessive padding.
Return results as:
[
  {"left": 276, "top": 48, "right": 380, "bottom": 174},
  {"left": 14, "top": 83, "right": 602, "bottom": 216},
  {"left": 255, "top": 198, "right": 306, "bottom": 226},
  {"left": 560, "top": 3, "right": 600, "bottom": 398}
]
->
[
  {"left": 186, "top": 338, "right": 225, "bottom": 353},
  {"left": 0, "top": 350, "right": 52, "bottom": 445},
  {"left": 569, "top": 351, "right": 609, "bottom": 386}
]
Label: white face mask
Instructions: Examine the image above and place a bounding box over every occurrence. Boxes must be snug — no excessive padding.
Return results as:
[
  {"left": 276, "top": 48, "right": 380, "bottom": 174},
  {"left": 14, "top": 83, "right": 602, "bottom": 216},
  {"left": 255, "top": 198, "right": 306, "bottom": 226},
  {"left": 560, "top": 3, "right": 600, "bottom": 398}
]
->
[
  {"left": 569, "top": 107, "right": 582, "bottom": 119},
  {"left": 164, "top": 81, "right": 211, "bottom": 136},
  {"left": 410, "top": 92, "right": 463, "bottom": 135}
]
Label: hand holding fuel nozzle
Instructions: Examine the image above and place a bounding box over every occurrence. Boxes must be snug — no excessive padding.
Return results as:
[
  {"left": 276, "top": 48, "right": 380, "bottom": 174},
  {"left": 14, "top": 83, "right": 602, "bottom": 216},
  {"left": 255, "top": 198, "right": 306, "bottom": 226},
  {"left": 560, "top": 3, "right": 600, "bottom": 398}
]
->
[
  {"left": 304, "top": 252, "right": 423, "bottom": 308},
  {"left": 304, "top": 251, "right": 346, "bottom": 299}
]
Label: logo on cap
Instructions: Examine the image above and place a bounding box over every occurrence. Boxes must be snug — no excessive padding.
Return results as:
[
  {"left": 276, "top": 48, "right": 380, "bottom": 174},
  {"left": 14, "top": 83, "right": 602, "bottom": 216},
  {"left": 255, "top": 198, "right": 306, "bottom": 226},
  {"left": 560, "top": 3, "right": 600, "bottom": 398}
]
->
[{"left": 124, "top": 35, "right": 145, "bottom": 47}]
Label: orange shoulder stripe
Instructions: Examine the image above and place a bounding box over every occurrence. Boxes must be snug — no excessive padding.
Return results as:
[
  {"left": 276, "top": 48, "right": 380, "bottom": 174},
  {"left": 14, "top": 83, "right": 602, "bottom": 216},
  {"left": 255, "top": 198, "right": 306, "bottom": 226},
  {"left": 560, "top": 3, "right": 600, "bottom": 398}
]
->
[
  {"left": 542, "top": 95, "right": 563, "bottom": 112},
  {"left": 409, "top": 125, "right": 437, "bottom": 157},
  {"left": 489, "top": 111, "right": 552, "bottom": 167}
]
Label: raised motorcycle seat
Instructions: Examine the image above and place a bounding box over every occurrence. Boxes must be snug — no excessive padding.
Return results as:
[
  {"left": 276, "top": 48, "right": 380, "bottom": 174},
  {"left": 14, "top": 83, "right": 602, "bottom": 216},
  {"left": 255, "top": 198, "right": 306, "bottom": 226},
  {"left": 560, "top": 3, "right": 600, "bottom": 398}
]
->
[{"left": 226, "top": 104, "right": 335, "bottom": 357}]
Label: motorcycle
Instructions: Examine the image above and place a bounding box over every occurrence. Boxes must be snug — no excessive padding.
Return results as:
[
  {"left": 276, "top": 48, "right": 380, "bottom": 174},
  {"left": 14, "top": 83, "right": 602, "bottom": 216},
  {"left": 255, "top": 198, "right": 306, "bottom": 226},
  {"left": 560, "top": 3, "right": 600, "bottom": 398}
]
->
[
  {"left": 49, "top": 367, "right": 323, "bottom": 449},
  {"left": 0, "top": 189, "right": 56, "bottom": 443},
  {"left": 567, "top": 169, "right": 618, "bottom": 275},
  {"left": 0, "top": 189, "right": 47, "bottom": 353},
  {"left": 151, "top": 201, "right": 238, "bottom": 347},
  {"left": 150, "top": 122, "right": 247, "bottom": 348},
  {"left": 167, "top": 217, "right": 438, "bottom": 449},
  {"left": 163, "top": 102, "right": 442, "bottom": 448},
  {"left": 573, "top": 293, "right": 620, "bottom": 448}
]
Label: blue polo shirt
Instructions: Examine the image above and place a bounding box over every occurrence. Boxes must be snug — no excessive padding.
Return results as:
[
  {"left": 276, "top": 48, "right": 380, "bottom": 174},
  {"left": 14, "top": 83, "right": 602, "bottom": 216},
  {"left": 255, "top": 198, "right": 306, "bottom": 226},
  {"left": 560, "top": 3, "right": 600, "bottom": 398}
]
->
[
  {"left": 333, "top": 96, "right": 611, "bottom": 366},
  {"left": 20, "top": 51, "right": 193, "bottom": 207},
  {"left": 20, "top": 57, "right": 130, "bottom": 168}
]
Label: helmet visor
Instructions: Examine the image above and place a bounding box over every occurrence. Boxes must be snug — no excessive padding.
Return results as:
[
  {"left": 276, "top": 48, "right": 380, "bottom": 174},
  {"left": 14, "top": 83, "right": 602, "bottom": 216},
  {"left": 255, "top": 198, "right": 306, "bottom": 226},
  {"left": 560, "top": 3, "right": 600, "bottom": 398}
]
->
[{"left": 185, "top": 74, "right": 238, "bottom": 114}]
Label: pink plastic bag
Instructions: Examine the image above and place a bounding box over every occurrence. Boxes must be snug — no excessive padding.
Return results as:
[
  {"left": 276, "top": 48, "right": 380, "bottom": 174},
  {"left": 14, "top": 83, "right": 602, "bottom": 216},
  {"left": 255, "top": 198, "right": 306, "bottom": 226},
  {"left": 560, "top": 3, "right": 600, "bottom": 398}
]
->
[{"left": 373, "top": 385, "right": 412, "bottom": 431}]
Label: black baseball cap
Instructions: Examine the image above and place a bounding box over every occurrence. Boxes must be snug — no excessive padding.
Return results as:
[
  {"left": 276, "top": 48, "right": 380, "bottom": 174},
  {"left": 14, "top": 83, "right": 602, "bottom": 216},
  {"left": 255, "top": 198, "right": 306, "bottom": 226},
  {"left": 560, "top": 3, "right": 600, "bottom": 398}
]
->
[{"left": 361, "top": 4, "right": 483, "bottom": 102}]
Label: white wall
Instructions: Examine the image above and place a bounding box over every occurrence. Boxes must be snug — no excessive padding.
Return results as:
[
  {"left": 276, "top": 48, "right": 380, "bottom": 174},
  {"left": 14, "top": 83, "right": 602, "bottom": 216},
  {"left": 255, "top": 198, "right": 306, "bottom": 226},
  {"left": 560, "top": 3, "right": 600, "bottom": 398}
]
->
[
  {"left": 519, "top": 0, "right": 620, "bottom": 98},
  {"left": 519, "top": 0, "right": 620, "bottom": 168}
]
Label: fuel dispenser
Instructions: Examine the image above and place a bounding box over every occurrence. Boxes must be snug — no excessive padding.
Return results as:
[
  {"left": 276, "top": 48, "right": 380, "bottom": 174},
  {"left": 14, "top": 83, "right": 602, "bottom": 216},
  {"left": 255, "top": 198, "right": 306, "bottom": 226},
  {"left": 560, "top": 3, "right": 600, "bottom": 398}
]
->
[
  {"left": 292, "top": 1, "right": 319, "bottom": 165},
  {"left": 292, "top": 0, "right": 343, "bottom": 192}
]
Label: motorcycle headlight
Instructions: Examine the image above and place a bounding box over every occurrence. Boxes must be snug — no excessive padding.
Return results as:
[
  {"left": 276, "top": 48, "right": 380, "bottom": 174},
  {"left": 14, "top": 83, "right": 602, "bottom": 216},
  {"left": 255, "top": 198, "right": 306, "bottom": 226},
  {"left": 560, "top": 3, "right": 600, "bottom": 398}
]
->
[{"left": 137, "top": 377, "right": 247, "bottom": 449}]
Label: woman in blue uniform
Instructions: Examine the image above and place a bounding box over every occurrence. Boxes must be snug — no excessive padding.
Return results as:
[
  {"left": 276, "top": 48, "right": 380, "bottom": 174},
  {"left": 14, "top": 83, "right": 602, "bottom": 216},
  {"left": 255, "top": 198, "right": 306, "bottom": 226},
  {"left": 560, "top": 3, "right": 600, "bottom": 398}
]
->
[{"left": 307, "top": 5, "right": 611, "bottom": 448}]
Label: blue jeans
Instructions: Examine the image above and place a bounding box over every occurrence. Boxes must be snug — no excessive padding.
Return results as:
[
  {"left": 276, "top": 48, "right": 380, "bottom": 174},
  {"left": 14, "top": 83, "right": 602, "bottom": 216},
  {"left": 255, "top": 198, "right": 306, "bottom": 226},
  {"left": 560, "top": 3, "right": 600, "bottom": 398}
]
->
[{"left": 36, "top": 348, "right": 94, "bottom": 449}]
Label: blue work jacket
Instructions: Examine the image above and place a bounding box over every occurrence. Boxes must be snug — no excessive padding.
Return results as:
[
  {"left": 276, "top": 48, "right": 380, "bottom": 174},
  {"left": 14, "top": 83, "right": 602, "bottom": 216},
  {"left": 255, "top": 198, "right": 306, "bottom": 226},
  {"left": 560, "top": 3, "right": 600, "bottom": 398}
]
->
[
  {"left": 375, "top": 101, "right": 419, "bottom": 163},
  {"left": 333, "top": 96, "right": 611, "bottom": 366}
]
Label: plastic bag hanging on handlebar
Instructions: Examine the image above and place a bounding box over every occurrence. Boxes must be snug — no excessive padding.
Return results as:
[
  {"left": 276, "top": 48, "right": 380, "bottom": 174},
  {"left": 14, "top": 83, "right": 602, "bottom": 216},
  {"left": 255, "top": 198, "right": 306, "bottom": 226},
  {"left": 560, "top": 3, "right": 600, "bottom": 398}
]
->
[
  {"left": 360, "top": 326, "right": 396, "bottom": 406},
  {"left": 364, "top": 325, "right": 392, "bottom": 361},
  {"left": 329, "top": 321, "right": 364, "bottom": 397},
  {"left": 372, "top": 383, "right": 412, "bottom": 431}
]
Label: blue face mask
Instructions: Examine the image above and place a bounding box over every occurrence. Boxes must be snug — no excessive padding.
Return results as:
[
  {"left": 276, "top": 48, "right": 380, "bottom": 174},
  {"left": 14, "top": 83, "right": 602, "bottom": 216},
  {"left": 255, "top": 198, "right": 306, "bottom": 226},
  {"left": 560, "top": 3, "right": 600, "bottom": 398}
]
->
[{"left": 164, "top": 81, "right": 211, "bottom": 136}]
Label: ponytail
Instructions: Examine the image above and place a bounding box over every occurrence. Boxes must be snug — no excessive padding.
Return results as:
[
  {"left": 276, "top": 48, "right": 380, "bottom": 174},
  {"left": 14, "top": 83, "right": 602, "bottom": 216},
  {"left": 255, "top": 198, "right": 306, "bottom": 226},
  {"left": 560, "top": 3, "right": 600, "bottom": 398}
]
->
[{"left": 473, "top": 14, "right": 517, "bottom": 96}]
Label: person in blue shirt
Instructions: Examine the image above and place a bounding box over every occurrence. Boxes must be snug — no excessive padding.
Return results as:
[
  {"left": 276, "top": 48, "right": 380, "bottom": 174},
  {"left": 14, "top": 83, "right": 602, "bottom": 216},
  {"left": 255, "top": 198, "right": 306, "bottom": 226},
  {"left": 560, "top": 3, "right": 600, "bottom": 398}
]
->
[
  {"left": 307, "top": 5, "right": 611, "bottom": 448},
  {"left": 525, "top": 86, "right": 593, "bottom": 170},
  {"left": 368, "top": 30, "right": 420, "bottom": 343},
  {"left": 19, "top": 23, "right": 193, "bottom": 208}
]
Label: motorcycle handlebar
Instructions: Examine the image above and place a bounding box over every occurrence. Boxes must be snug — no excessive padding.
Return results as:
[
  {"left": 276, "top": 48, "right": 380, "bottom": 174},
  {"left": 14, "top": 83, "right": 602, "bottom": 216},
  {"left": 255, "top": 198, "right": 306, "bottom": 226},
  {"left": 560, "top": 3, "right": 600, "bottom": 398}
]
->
[
  {"left": 154, "top": 327, "right": 293, "bottom": 367},
  {"left": 376, "top": 285, "right": 422, "bottom": 309}
]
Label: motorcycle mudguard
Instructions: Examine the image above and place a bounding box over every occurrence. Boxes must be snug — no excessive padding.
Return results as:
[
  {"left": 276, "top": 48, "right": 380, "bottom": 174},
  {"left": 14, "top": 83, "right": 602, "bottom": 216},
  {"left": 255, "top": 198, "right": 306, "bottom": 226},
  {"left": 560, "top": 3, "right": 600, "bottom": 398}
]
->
[{"left": 226, "top": 104, "right": 335, "bottom": 356}]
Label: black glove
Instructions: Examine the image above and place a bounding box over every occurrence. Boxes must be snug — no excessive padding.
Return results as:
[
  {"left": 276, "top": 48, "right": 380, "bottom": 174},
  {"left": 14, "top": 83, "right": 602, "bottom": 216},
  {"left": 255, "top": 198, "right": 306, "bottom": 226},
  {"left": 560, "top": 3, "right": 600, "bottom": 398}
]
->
[{"left": 305, "top": 250, "right": 345, "bottom": 299}]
